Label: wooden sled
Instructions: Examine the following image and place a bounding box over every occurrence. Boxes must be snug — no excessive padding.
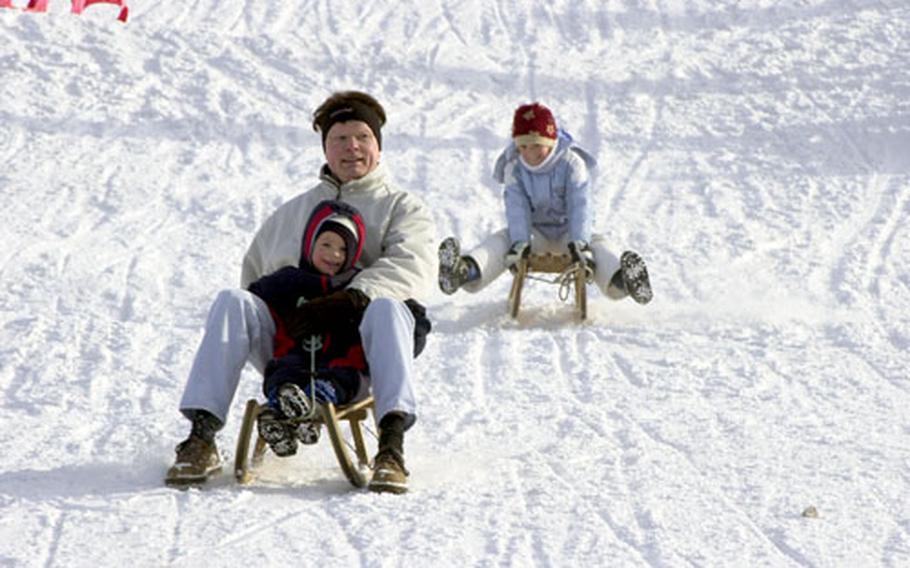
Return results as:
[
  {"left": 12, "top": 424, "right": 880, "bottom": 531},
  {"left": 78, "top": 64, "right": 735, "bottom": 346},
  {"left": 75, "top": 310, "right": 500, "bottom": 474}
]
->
[
  {"left": 508, "top": 252, "right": 588, "bottom": 320},
  {"left": 234, "top": 395, "right": 375, "bottom": 488}
]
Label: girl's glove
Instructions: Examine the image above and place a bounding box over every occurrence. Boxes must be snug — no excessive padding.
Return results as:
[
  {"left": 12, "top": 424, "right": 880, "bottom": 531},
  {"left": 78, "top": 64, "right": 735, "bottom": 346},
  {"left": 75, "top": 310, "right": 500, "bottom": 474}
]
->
[
  {"left": 567, "top": 240, "right": 595, "bottom": 272},
  {"left": 505, "top": 241, "right": 530, "bottom": 273}
]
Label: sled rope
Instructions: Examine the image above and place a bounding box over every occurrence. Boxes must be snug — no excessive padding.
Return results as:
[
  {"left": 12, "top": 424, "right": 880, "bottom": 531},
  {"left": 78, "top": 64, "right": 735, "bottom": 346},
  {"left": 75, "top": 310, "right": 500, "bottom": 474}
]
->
[
  {"left": 301, "top": 334, "right": 322, "bottom": 421},
  {"left": 557, "top": 267, "right": 577, "bottom": 301},
  {"left": 523, "top": 262, "right": 592, "bottom": 302}
]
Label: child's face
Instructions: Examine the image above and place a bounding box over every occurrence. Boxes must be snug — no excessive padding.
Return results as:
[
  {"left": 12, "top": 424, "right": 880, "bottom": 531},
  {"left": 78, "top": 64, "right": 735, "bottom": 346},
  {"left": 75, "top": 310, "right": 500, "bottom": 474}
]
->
[
  {"left": 312, "top": 230, "right": 348, "bottom": 276},
  {"left": 517, "top": 143, "right": 553, "bottom": 167}
]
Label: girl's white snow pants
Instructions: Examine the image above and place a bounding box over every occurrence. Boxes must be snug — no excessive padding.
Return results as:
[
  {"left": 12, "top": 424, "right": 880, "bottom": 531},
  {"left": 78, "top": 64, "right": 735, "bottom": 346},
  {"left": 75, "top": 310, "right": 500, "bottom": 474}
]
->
[
  {"left": 179, "top": 288, "right": 417, "bottom": 429},
  {"left": 461, "top": 228, "right": 624, "bottom": 298}
]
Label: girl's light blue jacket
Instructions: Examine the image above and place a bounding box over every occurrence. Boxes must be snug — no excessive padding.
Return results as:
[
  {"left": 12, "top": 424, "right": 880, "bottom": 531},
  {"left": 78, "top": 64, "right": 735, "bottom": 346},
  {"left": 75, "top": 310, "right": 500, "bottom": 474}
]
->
[{"left": 493, "top": 129, "right": 597, "bottom": 246}]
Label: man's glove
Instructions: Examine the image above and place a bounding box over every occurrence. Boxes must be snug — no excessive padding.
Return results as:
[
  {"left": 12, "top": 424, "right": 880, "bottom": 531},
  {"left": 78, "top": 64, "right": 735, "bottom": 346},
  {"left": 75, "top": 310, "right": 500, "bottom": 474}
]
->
[
  {"left": 284, "top": 289, "right": 371, "bottom": 342},
  {"left": 567, "top": 240, "right": 595, "bottom": 273},
  {"left": 505, "top": 241, "right": 530, "bottom": 274}
]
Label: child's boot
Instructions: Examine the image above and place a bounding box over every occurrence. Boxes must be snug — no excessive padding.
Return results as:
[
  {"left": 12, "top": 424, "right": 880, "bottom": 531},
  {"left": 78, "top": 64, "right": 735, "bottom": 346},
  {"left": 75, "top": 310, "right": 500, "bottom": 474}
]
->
[
  {"left": 277, "top": 383, "right": 314, "bottom": 420},
  {"left": 257, "top": 408, "right": 298, "bottom": 457},
  {"left": 294, "top": 422, "right": 321, "bottom": 445},
  {"left": 619, "top": 251, "right": 653, "bottom": 305},
  {"left": 277, "top": 383, "right": 321, "bottom": 445},
  {"left": 438, "top": 237, "right": 478, "bottom": 295}
]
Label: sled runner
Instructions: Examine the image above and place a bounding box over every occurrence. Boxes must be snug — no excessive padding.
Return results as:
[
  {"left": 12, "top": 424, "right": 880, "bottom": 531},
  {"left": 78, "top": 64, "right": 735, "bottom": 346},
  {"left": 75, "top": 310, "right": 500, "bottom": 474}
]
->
[
  {"left": 234, "top": 394, "right": 376, "bottom": 488},
  {"left": 508, "top": 252, "right": 589, "bottom": 320}
]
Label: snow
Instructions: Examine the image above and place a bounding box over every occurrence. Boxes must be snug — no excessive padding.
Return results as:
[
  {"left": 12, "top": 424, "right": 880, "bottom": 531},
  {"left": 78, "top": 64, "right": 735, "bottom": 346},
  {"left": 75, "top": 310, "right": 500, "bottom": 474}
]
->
[{"left": 1, "top": 0, "right": 908, "bottom": 566}]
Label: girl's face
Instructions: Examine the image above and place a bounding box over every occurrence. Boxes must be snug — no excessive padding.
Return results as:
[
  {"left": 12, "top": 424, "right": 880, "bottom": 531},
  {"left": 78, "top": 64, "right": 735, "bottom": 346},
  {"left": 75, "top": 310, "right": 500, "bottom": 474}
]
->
[
  {"left": 517, "top": 143, "right": 553, "bottom": 167},
  {"left": 312, "top": 230, "right": 348, "bottom": 276}
]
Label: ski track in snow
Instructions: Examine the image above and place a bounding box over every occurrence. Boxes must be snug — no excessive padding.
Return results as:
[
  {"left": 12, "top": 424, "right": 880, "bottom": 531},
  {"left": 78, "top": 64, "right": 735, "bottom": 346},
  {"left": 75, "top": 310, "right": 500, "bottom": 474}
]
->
[{"left": 1, "top": 0, "right": 909, "bottom": 566}]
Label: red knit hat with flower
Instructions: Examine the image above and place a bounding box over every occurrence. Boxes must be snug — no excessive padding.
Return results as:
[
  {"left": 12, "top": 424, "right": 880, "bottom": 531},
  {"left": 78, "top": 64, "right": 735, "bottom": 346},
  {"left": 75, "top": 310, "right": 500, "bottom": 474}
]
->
[{"left": 512, "top": 102, "right": 558, "bottom": 147}]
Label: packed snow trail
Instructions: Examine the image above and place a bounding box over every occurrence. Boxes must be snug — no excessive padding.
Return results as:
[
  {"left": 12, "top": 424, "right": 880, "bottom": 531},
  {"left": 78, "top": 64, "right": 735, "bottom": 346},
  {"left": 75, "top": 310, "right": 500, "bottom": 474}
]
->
[{"left": 1, "top": 1, "right": 908, "bottom": 566}]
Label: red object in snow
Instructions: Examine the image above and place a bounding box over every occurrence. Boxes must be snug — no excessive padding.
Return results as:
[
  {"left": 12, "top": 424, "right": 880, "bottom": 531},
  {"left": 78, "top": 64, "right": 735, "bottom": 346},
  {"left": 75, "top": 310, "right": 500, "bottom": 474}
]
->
[
  {"left": 24, "top": 0, "right": 128, "bottom": 22},
  {"left": 24, "top": 0, "right": 48, "bottom": 11},
  {"left": 72, "top": 0, "right": 128, "bottom": 22},
  {"left": 0, "top": 0, "right": 15, "bottom": 10}
]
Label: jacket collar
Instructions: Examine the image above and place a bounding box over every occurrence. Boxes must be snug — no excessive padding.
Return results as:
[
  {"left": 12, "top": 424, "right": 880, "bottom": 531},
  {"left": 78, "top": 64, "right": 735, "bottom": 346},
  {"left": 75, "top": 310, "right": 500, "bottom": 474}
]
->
[
  {"left": 319, "top": 163, "right": 388, "bottom": 195},
  {"left": 492, "top": 129, "right": 597, "bottom": 182}
]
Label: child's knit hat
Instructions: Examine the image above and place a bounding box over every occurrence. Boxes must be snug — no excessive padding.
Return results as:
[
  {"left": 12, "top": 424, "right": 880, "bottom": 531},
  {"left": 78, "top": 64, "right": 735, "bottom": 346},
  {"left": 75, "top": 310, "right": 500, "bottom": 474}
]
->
[
  {"left": 301, "top": 200, "right": 365, "bottom": 274},
  {"left": 512, "top": 102, "right": 558, "bottom": 147}
]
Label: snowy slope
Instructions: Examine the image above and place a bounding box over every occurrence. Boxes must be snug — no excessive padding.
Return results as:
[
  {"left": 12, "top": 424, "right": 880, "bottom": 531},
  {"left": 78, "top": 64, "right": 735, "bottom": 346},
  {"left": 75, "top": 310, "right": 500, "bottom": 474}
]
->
[{"left": 1, "top": 0, "right": 908, "bottom": 566}]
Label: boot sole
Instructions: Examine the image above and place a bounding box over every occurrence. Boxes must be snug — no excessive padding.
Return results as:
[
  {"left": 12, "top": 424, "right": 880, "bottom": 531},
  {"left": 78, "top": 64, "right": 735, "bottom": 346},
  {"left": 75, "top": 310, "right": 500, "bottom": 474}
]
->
[
  {"left": 621, "top": 251, "right": 653, "bottom": 305},
  {"left": 295, "top": 422, "right": 321, "bottom": 445},
  {"left": 258, "top": 418, "right": 298, "bottom": 457},
  {"left": 277, "top": 384, "right": 314, "bottom": 420},
  {"left": 165, "top": 463, "right": 222, "bottom": 486},
  {"left": 368, "top": 479, "right": 409, "bottom": 494},
  {"left": 438, "top": 237, "right": 465, "bottom": 295},
  {"left": 437, "top": 237, "right": 461, "bottom": 270}
]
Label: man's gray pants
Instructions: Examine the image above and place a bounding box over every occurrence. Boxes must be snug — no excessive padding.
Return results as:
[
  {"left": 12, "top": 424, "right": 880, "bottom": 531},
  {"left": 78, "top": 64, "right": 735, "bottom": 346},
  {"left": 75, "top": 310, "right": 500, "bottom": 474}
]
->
[{"left": 179, "top": 289, "right": 417, "bottom": 429}]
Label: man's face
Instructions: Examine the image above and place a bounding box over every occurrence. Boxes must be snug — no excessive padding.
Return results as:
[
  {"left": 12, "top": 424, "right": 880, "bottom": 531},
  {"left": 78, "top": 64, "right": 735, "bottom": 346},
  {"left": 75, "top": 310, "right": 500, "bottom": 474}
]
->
[{"left": 324, "top": 120, "right": 381, "bottom": 182}]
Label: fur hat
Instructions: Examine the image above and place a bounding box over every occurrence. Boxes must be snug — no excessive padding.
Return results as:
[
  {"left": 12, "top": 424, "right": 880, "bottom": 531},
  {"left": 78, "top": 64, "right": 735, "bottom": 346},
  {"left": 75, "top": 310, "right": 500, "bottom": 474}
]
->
[
  {"left": 512, "top": 102, "right": 557, "bottom": 147},
  {"left": 301, "top": 201, "right": 366, "bottom": 274}
]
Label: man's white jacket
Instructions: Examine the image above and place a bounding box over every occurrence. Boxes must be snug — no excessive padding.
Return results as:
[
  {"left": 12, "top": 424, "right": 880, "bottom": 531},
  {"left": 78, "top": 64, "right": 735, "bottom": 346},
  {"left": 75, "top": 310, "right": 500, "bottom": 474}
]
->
[{"left": 241, "top": 164, "right": 436, "bottom": 304}]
